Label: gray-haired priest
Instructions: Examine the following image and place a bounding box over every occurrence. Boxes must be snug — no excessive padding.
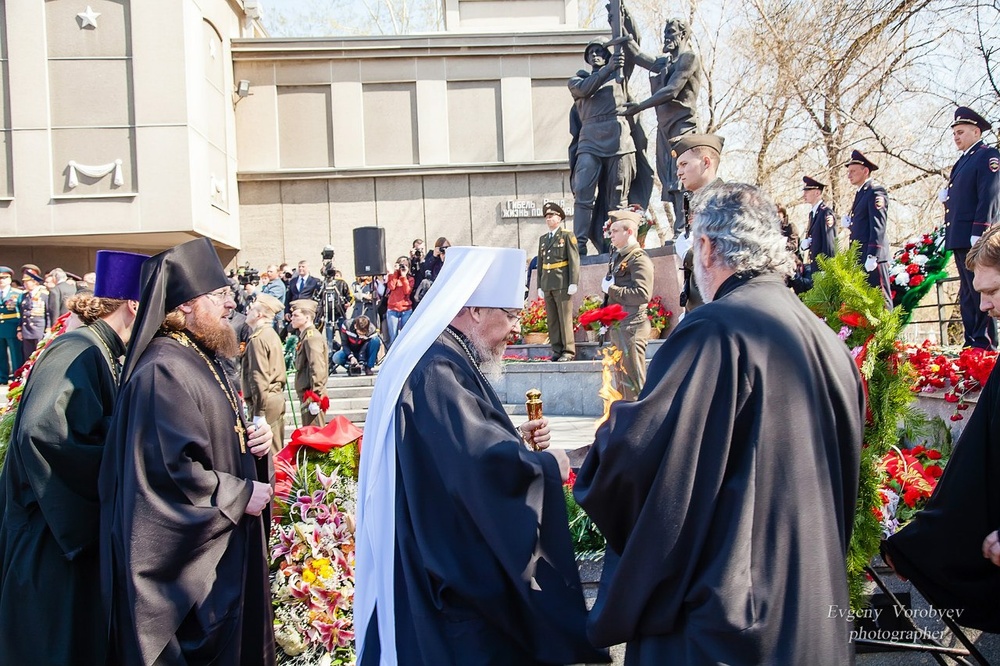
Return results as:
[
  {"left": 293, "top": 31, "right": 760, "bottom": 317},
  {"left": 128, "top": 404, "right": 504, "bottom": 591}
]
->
[
  {"left": 99, "top": 238, "right": 276, "bottom": 665},
  {"left": 356, "top": 246, "right": 608, "bottom": 665},
  {"left": 575, "top": 184, "right": 865, "bottom": 665}
]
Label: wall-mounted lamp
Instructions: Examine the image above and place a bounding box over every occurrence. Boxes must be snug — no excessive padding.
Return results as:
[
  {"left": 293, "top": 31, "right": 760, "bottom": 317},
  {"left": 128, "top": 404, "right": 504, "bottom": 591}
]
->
[{"left": 236, "top": 80, "right": 251, "bottom": 98}]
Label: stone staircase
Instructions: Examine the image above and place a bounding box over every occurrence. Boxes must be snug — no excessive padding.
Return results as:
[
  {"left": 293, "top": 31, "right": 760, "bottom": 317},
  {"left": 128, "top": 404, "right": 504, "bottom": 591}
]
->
[{"left": 283, "top": 371, "right": 376, "bottom": 428}]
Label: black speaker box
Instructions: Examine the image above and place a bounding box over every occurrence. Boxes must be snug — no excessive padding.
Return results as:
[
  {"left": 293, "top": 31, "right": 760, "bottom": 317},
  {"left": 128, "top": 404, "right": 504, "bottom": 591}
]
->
[{"left": 353, "top": 227, "right": 387, "bottom": 276}]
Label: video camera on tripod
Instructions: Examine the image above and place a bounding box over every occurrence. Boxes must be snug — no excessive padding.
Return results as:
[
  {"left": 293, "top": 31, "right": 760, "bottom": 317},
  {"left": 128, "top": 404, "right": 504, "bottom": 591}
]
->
[
  {"left": 321, "top": 245, "right": 337, "bottom": 278},
  {"left": 234, "top": 263, "right": 260, "bottom": 287}
]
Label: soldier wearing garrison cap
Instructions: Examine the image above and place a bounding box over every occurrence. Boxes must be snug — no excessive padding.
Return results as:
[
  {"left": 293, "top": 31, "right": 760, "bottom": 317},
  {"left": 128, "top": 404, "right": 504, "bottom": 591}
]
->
[
  {"left": 602, "top": 208, "right": 654, "bottom": 400},
  {"left": 844, "top": 149, "right": 892, "bottom": 308},
  {"left": 800, "top": 176, "right": 837, "bottom": 274},
  {"left": 672, "top": 133, "right": 725, "bottom": 312},
  {"left": 290, "top": 298, "right": 329, "bottom": 427},
  {"left": 943, "top": 106, "right": 999, "bottom": 349},
  {"left": 537, "top": 201, "right": 580, "bottom": 361},
  {"left": 0, "top": 265, "right": 23, "bottom": 382}
]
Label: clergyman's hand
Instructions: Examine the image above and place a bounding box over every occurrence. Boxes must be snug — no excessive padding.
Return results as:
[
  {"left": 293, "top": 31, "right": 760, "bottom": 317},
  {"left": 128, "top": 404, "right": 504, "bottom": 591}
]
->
[
  {"left": 245, "top": 481, "right": 273, "bottom": 516},
  {"left": 519, "top": 417, "right": 551, "bottom": 450},
  {"left": 247, "top": 418, "right": 272, "bottom": 458},
  {"left": 983, "top": 530, "right": 1000, "bottom": 567}
]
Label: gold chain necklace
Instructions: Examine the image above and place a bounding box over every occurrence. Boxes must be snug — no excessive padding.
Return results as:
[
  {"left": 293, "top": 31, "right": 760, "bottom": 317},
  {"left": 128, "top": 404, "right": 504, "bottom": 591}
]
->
[
  {"left": 166, "top": 330, "right": 247, "bottom": 452},
  {"left": 89, "top": 327, "right": 121, "bottom": 385},
  {"left": 443, "top": 327, "right": 491, "bottom": 386}
]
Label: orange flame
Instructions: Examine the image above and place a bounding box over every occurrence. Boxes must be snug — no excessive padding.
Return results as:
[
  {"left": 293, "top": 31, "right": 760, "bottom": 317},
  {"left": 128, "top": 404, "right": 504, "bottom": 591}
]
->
[{"left": 595, "top": 346, "right": 623, "bottom": 428}]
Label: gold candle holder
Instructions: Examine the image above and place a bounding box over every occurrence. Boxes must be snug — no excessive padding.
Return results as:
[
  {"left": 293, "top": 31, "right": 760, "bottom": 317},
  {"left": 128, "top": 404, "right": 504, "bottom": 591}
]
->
[{"left": 525, "top": 389, "right": 543, "bottom": 451}]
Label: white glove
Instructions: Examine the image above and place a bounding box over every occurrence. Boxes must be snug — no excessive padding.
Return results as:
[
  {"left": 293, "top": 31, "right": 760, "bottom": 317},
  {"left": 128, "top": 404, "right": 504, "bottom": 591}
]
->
[
  {"left": 864, "top": 255, "right": 878, "bottom": 273},
  {"left": 674, "top": 232, "right": 692, "bottom": 258},
  {"left": 601, "top": 275, "right": 613, "bottom": 294},
  {"left": 971, "top": 235, "right": 981, "bottom": 247},
  {"left": 537, "top": 288, "right": 544, "bottom": 299},
  {"left": 938, "top": 187, "right": 949, "bottom": 203},
  {"left": 800, "top": 237, "right": 812, "bottom": 251},
  {"left": 841, "top": 214, "right": 851, "bottom": 229},
  {"left": 308, "top": 402, "right": 321, "bottom": 416},
  {"left": 567, "top": 284, "right": 578, "bottom": 295}
]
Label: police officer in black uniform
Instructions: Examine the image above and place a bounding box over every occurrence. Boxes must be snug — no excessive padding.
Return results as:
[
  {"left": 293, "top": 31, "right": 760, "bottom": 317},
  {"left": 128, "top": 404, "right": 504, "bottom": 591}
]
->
[
  {"left": 844, "top": 150, "right": 891, "bottom": 308},
  {"left": 800, "top": 176, "right": 837, "bottom": 275},
  {"left": 943, "top": 106, "right": 1000, "bottom": 349}
]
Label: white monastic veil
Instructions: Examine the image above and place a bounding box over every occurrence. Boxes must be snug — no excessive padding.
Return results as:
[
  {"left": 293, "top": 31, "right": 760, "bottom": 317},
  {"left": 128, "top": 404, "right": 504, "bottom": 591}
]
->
[{"left": 355, "top": 247, "right": 527, "bottom": 665}]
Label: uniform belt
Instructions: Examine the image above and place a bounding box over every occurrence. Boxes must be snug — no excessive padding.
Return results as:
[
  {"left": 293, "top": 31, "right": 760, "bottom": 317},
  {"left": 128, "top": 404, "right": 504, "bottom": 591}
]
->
[
  {"left": 586, "top": 114, "right": 620, "bottom": 122},
  {"left": 0, "top": 313, "right": 17, "bottom": 320},
  {"left": 542, "top": 261, "right": 568, "bottom": 270}
]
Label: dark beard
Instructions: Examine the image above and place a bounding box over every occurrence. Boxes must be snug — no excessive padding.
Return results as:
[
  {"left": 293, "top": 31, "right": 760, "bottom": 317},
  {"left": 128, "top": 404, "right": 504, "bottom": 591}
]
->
[{"left": 188, "top": 303, "right": 239, "bottom": 358}]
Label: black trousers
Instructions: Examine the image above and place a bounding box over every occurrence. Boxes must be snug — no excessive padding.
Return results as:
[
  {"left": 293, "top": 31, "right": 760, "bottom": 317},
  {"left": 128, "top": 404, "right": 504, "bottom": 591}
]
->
[{"left": 954, "top": 248, "right": 997, "bottom": 349}]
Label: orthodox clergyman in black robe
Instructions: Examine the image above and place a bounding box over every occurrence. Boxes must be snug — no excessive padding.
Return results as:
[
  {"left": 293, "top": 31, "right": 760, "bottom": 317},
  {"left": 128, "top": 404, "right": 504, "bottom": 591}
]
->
[
  {"left": 576, "top": 183, "right": 865, "bottom": 665},
  {"left": 356, "top": 247, "right": 608, "bottom": 666},
  {"left": 0, "top": 250, "right": 146, "bottom": 665},
  {"left": 99, "top": 238, "right": 276, "bottom": 666}
]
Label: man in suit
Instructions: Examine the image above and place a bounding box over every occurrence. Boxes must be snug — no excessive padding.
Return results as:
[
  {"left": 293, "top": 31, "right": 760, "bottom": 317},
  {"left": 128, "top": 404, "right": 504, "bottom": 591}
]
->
[
  {"left": 537, "top": 202, "right": 580, "bottom": 362},
  {"left": 844, "top": 150, "right": 892, "bottom": 308},
  {"left": 284, "top": 259, "right": 322, "bottom": 328},
  {"left": 603, "top": 209, "right": 654, "bottom": 400},
  {"left": 800, "top": 175, "right": 837, "bottom": 274},
  {"left": 0, "top": 266, "right": 23, "bottom": 383},
  {"left": 46, "top": 268, "right": 77, "bottom": 318},
  {"left": 943, "top": 106, "right": 999, "bottom": 349}
]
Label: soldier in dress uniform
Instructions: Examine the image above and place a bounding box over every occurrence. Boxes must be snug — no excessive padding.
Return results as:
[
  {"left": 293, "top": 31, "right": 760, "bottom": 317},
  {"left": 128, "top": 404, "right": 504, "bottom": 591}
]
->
[
  {"left": 602, "top": 209, "right": 654, "bottom": 400},
  {"left": 800, "top": 175, "right": 837, "bottom": 275},
  {"left": 290, "top": 298, "right": 329, "bottom": 427},
  {"left": 537, "top": 202, "right": 581, "bottom": 362},
  {"left": 0, "top": 266, "right": 23, "bottom": 383},
  {"left": 242, "top": 293, "right": 287, "bottom": 454},
  {"left": 943, "top": 106, "right": 1000, "bottom": 349},
  {"left": 17, "top": 266, "right": 50, "bottom": 360},
  {"left": 844, "top": 150, "right": 892, "bottom": 308}
]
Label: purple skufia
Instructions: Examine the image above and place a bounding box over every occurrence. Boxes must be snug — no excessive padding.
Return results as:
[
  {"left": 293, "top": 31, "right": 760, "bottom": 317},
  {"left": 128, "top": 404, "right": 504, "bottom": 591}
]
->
[{"left": 94, "top": 250, "right": 149, "bottom": 301}]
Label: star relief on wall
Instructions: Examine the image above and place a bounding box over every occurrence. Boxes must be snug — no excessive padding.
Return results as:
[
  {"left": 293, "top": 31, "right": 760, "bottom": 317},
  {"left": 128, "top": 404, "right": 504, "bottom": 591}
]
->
[{"left": 77, "top": 5, "right": 101, "bottom": 29}]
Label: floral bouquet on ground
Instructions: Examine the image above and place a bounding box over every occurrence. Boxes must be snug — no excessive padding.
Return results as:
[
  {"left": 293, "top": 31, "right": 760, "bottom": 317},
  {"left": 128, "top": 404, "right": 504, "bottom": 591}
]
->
[
  {"left": 902, "top": 339, "right": 997, "bottom": 421},
  {"left": 562, "top": 469, "right": 605, "bottom": 558},
  {"left": 888, "top": 227, "right": 950, "bottom": 322},
  {"left": 520, "top": 298, "right": 547, "bottom": 335},
  {"left": 646, "top": 296, "right": 672, "bottom": 333},
  {"left": 271, "top": 417, "right": 361, "bottom": 665},
  {"left": 575, "top": 295, "right": 604, "bottom": 332},
  {"left": 577, "top": 303, "right": 628, "bottom": 337}
]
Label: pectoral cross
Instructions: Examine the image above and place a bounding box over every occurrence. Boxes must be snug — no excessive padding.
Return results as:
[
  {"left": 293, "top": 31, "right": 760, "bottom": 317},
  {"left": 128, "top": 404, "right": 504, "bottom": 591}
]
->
[{"left": 235, "top": 421, "right": 246, "bottom": 453}]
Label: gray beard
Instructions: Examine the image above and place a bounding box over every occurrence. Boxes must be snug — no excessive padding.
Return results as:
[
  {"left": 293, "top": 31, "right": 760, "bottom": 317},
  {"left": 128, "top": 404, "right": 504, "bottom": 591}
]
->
[{"left": 466, "top": 327, "right": 506, "bottom": 383}]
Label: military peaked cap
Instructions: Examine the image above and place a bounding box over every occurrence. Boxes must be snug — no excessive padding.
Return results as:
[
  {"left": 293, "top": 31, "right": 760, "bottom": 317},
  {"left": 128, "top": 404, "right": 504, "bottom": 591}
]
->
[
  {"left": 802, "top": 176, "right": 826, "bottom": 190},
  {"left": 951, "top": 106, "right": 992, "bottom": 132},
  {"left": 846, "top": 150, "right": 878, "bottom": 171},
  {"left": 542, "top": 202, "right": 566, "bottom": 219}
]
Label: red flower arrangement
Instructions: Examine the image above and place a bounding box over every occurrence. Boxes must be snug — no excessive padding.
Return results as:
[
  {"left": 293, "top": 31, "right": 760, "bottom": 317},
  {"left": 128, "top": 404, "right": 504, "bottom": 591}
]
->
[
  {"left": 646, "top": 296, "right": 672, "bottom": 332},
  {"left": 577, "top": 304, "right": 628, "bottom": 333},
  {"left": 876, "top": 444, "right": 950, "bottom": 535},
  {"left": 520, "top": 298, "right": 548, "bottom": 334},
  {"left": 902, "top": 340, "right": 997, "bottom": 421}
]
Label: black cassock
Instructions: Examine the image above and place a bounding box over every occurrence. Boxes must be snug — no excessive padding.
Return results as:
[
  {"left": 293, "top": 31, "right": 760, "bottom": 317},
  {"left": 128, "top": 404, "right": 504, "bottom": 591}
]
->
[
  {"left": 362, "top": 329, "right": 607, "bottom": 665},
  {"left": 0, "top": 321, "right": 123, "bottom": 665},
  {"left": 98, "top": 334, "right": 274, "bottom": 666},
  {"left": 576, "top": 274, "right": 864, "bottom": 665},
  {"left": 883, "top": 361, "right": 1000, "bottom": 631}
]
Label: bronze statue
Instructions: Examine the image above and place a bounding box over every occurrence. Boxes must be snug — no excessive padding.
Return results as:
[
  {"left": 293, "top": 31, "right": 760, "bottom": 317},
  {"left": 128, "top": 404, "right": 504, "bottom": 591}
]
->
[
  {"left": 619, "top": 19, "right": 702, "bottom": 236},
  {"left": 568, "top": 40, "right": 637, "bottom": 256}
]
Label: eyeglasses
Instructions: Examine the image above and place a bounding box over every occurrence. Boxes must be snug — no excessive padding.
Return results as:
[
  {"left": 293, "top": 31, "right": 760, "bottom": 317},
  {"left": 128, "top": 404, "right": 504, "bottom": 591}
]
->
[
  {"left": 204, "top": 287, "right": 232, "bottom": 304},
  {"left": 498, "top": 307, "right": 522, "bottom": 324}
]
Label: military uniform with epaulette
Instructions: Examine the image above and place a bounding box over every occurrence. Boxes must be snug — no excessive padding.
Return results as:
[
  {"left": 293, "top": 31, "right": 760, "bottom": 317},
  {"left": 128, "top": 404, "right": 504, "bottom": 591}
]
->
[
  {"left": 0, "top": 267, "right": 23, "bottom": 382},
  {"left": 943, "top": 106, "right": 1000, "bottom": 349},
  {"left": 537, "top": 202, "right": 581, "bottom": 361},
  {"left": 845, "top": 150, "right": 892, "bottom": 308},
  {"left": 606, "top": 210, "right": 654, "bottom": 400}
]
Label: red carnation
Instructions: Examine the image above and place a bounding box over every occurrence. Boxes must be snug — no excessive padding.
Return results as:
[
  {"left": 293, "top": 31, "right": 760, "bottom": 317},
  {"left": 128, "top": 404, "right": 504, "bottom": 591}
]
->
[
  {"left": 898, "top": 252, "right": 910, "bottom": 263},
  {"left": 950, "top": 413, "right": 964, "bottom": 422},
  {"left": 925, "top": 465, "right": 943, "bottom": 478},
  {"left": 909, "top": 274, "right": 925, "bottom": 287},
  {"left": 924, "top": 449, "right": 942, "bottom": 460},
  {"left": 906, "top": 264, "right": 921, "bottom": 275},
  {"left": 902, "top": 488, "right": 921, "bottom": 508}
]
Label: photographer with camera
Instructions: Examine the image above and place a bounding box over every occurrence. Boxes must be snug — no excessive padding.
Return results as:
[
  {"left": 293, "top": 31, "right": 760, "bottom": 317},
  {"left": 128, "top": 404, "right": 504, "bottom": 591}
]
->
[
  {"left": 409, "top": 239, "right": 425, "bottom": 269},
  {"left": 320, "top": 255, "right": 352, "bottom": 361},
  {"left": 385, "top": 256, "right": 415, "bottom": 347},
  {"left": 331, "top": 315, "right": 381, "bottom": 376}
]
